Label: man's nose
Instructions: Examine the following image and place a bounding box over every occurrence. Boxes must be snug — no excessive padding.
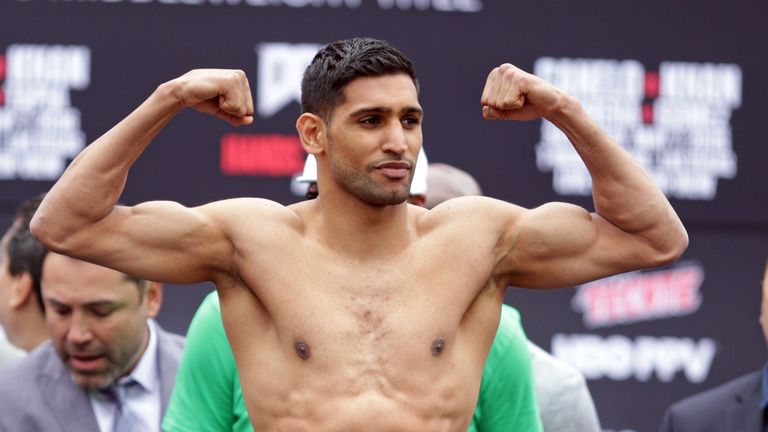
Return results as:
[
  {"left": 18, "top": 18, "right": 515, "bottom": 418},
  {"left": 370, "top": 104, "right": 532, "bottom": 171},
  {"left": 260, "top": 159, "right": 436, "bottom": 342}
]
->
[
  {"left": 380, "top": 123, "right": 408, "bottom": 155},
  {"left": 67, "top": 314, "right": 93, "bottom": 345}
]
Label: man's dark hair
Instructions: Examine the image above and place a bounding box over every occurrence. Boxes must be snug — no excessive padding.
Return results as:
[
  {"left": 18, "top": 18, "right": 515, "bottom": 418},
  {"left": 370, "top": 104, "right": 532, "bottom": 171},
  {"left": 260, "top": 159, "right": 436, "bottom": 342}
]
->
[
  {"left": 5, "top": 193, "right": 48, "bottom": 313},
  {"left": 301, "top": 37, "right": 419, "bottom": 122}
]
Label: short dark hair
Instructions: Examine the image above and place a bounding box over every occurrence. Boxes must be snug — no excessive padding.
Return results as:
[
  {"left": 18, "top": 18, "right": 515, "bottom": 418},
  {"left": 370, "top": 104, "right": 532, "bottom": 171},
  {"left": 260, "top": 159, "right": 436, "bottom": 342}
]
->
[
  {"left": 123, "top": 274, "right": 150, "bottom": 301},
  {"left": 300, "top": 37, "right": 419, "bottom": 122},
  {"left": 5, "top": 194, "right": 48, "bottom": 313}
]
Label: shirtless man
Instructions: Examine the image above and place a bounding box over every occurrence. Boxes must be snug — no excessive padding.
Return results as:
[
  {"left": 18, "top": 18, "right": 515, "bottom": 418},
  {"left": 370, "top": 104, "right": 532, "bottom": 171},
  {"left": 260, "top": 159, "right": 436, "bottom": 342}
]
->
[{"left": 31, "top": 37, "right": 688, "bottom": 431}]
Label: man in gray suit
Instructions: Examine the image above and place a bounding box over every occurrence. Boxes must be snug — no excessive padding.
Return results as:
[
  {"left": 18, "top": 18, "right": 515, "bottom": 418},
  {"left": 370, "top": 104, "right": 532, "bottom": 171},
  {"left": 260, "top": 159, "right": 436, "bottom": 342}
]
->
[
  {"left": 658, "top": 259, "right": 768, "bottom": 432},
  {"left": 0, "top": 250, "right": 184, "bottom": 432}
]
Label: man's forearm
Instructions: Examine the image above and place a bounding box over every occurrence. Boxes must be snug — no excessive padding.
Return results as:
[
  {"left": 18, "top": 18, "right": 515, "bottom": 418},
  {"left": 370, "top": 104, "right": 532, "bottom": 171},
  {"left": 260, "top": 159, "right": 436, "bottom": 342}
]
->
[
  {"left": 547, "top": 95, "right": 687, "bottom": 255},
  {"left": 31, "top": 81, "right": 183, "bottom": 250}
]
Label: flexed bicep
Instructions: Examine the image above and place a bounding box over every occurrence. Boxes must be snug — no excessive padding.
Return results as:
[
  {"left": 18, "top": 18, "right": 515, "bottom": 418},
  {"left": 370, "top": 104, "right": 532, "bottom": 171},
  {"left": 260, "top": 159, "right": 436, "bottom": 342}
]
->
[{"left": 496, "top": 202, "right": 665, "bottom": 289}]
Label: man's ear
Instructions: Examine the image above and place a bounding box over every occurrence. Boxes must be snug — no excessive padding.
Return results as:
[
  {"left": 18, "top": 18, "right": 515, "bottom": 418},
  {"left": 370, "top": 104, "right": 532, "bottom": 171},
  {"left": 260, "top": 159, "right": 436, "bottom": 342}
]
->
[
  {"left": 143, "top": 282, "right": 163, "bottom": 318},
  {"left": 296, "top": 113, "right": 326, "bottom": 156},
  {"left": 9, "top": 273, "right": 35, "bottom": 310}
]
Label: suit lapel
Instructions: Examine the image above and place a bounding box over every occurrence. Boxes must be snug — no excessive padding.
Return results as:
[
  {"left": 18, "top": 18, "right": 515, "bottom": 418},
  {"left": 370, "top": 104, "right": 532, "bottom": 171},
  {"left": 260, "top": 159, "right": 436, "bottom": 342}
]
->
[
  {"left": 37, "top": 345, "right": 100, "bottom": 432},
  {"left": 726, "top": 371, "right": 763, "bottom": 432}
]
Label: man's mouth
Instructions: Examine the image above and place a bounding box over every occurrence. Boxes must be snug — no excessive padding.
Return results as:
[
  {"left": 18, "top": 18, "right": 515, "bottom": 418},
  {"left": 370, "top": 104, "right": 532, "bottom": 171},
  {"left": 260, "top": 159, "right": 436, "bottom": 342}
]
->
[
  {"left": 68, "top": 353, "right": 106, "bottom": 372},
  {"left": 376, "top": 161, "right": 411, "bottom": 179}
]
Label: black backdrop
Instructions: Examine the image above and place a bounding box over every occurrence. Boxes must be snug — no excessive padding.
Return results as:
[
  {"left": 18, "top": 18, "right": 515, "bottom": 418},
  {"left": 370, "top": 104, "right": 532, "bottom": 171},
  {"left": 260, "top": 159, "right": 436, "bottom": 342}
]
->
[{"left": 2, "top": 1, "right": 767, "bottom": 430}]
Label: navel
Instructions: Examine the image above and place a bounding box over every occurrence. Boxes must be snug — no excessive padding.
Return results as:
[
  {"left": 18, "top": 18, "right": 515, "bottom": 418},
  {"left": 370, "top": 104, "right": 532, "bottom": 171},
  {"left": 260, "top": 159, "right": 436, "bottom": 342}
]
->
[
  {"left": 294, "top": 339, "right": 311, "bottom": 360},
  {"left": 431, "top": 338, "right": 445, "bottom": 357}
]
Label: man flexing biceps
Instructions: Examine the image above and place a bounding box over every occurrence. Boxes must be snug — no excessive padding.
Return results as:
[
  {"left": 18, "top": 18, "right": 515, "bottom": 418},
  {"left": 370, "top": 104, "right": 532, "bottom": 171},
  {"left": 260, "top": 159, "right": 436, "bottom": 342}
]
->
[{"left": 32, "top": 38, "right": 686, "bottom": 431}]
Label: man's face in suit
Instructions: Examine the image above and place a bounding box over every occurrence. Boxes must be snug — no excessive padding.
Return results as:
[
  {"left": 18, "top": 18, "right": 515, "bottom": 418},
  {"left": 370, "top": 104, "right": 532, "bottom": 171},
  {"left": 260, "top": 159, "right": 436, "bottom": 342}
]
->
[{"left": 41, "top": 252, "right": 162, "bottom": 390}]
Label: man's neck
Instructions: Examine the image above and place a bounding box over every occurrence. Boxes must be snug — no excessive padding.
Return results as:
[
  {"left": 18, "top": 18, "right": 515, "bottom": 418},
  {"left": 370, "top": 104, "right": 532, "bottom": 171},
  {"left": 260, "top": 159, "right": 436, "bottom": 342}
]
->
[
  {"left": 312, "top": 193, "right": 413, "bottom": 259},
  {"left": 11, "top": 310, "right": 48, "bottom": 352}
]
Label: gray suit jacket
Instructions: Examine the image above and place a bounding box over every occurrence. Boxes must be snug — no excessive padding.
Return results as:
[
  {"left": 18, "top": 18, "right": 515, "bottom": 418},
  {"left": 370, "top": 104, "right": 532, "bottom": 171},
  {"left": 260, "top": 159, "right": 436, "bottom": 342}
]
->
[
  {"left": 0, "top": 322, "right": 184, "bottom": 432},
  {"left": 659, "top": 369, "right": 764, "bottom": 432},
  {"left": 529, "top": 342, "right": 602, "bottom": 432}
]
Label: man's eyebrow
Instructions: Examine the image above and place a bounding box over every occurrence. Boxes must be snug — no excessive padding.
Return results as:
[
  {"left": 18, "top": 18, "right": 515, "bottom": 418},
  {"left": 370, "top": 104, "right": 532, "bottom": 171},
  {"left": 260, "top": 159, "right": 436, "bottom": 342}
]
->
[
  {"left": 82, "top": 300, "right": 119, "bottom": 308},
  {"left": 349, "top": 107, "right": 391, "bottom": 117},
  {"left": 44, "top": 298, "right": 118, "bottom": 309},
  {"left": 401, "top": 106, "right": 423, "bottom": 116},
  {"left": 44, "top": 297, "right": 67, "bottom": 308},
  {"left": 348, "top": 106, "right": 423, "bottom": 117}
]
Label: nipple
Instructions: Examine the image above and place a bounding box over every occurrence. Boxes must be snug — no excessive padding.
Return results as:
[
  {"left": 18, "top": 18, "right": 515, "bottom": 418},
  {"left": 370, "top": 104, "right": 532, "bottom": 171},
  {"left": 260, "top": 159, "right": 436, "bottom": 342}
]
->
[
  {"left": 431, "top": 338, "right": 445, "bottom": 357},
  {"left": 294, "top": 340, "right": 311, "bottom": 360}
]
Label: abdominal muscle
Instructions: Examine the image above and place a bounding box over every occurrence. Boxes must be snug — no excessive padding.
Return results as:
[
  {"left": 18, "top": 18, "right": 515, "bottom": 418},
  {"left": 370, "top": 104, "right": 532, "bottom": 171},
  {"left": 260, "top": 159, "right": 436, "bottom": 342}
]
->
[{"left": 240, "top": 350, "right": 479, "bottom": 432}]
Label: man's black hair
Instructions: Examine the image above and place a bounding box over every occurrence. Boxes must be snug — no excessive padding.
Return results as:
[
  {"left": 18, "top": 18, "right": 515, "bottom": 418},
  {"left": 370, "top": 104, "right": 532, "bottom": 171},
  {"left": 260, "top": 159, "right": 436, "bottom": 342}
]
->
[{"left": 301, "top": 37, "right": 419, "bottom": 122}]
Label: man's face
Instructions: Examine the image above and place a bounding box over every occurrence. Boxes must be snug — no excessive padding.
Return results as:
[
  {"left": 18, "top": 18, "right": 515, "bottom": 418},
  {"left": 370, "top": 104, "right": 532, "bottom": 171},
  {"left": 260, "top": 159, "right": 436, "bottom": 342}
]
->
[
  {"left": 324, "top": 74, "right": 423, "bottom": 206},
  {"left": 42, "top": 253, "right": 160, "bottom": 390}
]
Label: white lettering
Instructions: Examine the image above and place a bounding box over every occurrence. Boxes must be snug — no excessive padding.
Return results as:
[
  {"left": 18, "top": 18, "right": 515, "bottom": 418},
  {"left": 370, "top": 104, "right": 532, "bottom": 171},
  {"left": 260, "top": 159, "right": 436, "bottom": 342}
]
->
[
  {"left": 533, "top": 58, "right": 742, "bottom": 201},
  {"left": 0, "top": 44, "right": 90, "bottom": 180},
  {"left": 551, "top": 334, "right": 717, "bottom": 383},
  {"left": 256, "top": 43, "right": 320, "bottom": 117}
]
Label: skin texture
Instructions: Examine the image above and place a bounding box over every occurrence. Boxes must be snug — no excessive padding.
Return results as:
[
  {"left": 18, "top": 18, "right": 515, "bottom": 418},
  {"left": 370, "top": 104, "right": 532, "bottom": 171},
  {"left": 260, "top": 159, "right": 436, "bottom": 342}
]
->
[
  {"left": 32, "top": 52, "right": 687, "bottom": 430},
  {"left": 42, "top": 253, "right": 162, "bottom": 390}
]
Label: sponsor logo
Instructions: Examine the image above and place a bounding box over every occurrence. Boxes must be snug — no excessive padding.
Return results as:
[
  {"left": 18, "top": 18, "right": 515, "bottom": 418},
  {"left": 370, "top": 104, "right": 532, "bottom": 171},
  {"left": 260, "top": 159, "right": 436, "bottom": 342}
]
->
[
  {"left": 256, "top": 43, "right": 319, "bottom": 118},
  {"left": 17, "top": 0, "right": 483, "bottom": 12},
  {"left": 377, "top": 0, "right": 481, "bottom": 12},
  {"left": 572, "top": 262, "right": 704, "bottom": 328},
  {"left": 220, "top": 133, "right": 304, "bottom": 176},
  {"left": 0, "top": 44, "right": 90, "bottom": 180},
  {"left": 551, "top": 333, "right": 716, "bottom": 383},
  {"left": 534, "top": 58, "right": 742, "bottom": 201}
]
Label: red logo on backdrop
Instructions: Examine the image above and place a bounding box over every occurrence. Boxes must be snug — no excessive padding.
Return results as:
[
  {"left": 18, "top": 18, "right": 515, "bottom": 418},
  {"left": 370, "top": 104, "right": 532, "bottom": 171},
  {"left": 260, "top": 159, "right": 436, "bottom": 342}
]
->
[
  {"left": 571, "top": 261, "right": 704, "bottom": 328},
  {"left": 643, "top": 71, "right": 659, "bottom": 124},
  {"left": 220, "top": 133, "right": 305, "bottom": 176},
  {"left": 0, "top": 53, "right": 5, "bottom": 106}
]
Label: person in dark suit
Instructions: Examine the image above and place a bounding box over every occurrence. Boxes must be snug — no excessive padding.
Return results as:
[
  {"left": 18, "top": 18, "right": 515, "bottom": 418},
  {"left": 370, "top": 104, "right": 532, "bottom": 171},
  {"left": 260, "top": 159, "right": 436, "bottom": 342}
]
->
[
  {"left": 0, "top": 251, "right": 184, "bottom": 432},
  {"left": 659, "top": 259, "right": 768, "bottom": 432}
]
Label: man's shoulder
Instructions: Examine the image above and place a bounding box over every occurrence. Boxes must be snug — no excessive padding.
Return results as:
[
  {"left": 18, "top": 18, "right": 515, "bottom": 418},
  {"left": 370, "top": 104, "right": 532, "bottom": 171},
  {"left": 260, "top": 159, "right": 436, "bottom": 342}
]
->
[
  {"left": 156, "top": 323, "right": 186, "bottom": 352},
  {"left": 0, "top": 342, "right": 59, "bottom": 411},
  {"left": 0, "top": 342, "right": 55, "bottom": 385},
  {"left": 528, "top": 341, "right": 588, "bottom": 391},
  {"left": 669, "top": 369, "right": 761, "bottom": 413},
  {"left": 662, "top": 368, "right": 762, "bottom": 429},
  {"left": 208, "top": 197, "right": 297, "bottom": 228}
]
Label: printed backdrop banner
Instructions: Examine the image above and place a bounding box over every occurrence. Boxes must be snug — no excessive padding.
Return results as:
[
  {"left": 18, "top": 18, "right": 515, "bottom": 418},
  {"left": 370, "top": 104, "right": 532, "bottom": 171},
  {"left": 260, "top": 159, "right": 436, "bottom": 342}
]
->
[{"left": 2, "top": 1, "right": 767, "bottom": 431}]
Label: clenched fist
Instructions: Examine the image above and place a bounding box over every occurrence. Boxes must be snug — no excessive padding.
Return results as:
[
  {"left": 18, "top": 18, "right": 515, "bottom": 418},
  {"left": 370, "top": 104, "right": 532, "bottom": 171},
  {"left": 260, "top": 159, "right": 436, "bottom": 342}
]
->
[
  {"left": 170, "top": 69, "right": 255, "bottom": 127},
  {"left": 480, "top": 63, "right": 568, "bottom": 122}
]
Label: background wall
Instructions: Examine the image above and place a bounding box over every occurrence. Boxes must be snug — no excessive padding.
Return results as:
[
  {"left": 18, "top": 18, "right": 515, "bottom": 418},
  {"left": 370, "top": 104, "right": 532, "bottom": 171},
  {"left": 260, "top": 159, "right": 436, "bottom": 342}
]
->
[{"left": 1, "top": 1, "right": 767, "bottom": 430}]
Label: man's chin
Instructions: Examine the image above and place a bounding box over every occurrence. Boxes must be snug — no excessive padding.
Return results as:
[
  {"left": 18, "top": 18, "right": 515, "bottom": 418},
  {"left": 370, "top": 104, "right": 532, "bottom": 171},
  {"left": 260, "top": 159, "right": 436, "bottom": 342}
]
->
[{"left": 69, "top": 370, "right": 116, "bottom": 391}]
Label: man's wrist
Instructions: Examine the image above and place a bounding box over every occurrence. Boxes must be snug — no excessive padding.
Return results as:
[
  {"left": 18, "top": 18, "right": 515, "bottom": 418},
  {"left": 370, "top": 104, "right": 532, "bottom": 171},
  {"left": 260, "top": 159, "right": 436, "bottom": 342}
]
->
[{"left": 154, "top": 79, "right": 187, "bottom": 115}]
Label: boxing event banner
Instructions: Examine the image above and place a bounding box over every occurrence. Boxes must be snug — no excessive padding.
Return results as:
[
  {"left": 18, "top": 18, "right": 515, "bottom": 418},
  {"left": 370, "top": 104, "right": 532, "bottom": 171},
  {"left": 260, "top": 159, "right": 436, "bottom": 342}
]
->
[{"left": 2, "top": 1, "right": 767, "bottom": 430}]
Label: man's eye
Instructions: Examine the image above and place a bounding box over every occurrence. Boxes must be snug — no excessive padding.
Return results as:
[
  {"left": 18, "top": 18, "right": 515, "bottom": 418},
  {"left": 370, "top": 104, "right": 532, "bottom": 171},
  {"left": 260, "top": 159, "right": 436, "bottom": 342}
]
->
[
  {"left": 92, "top": 308, "right": 114, "bottom": 318},
  {"left": 360, "top": 117, "right": 380, "bottom": 125},
  {"left": 52, "top": 307, "right": 71, "bottom": 316},
  {"left": 402, "top": 117, "right": 420, "bottom": 127}
]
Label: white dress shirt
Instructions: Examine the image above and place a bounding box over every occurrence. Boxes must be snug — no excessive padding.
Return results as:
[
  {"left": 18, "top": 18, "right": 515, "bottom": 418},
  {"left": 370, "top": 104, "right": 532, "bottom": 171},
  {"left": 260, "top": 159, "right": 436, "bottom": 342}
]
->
[{"left": 0, "top": 328, "right": 25, "bottom": 369}]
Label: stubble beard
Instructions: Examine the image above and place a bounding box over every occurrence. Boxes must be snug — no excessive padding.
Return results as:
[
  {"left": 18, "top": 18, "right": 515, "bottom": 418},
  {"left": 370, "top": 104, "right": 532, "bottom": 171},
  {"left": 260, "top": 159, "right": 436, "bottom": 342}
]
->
[{"left": 331, "top": 158, "right": 412, "bottom": 206}]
